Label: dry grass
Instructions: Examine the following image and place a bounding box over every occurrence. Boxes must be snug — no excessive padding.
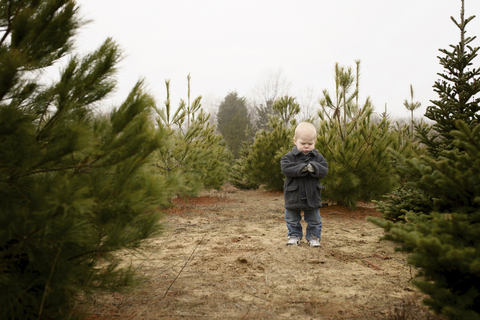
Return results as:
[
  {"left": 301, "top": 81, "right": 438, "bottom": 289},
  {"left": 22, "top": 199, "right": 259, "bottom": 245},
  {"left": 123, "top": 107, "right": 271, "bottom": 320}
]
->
[{"left": 81, "top": 186, "right": 446, "bottom": 320}]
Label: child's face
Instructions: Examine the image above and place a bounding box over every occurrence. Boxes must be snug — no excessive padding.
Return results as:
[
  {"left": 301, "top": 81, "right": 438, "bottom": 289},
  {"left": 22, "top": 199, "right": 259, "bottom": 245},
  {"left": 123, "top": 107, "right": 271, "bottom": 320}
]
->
[{"left": 294, "top": 132, "right": 316, "bottom": 154}]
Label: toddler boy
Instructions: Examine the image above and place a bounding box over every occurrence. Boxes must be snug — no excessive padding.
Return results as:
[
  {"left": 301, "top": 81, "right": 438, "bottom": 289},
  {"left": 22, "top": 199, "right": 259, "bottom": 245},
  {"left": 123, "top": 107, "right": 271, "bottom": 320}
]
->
[{"left": 280, "top": 122, "right": 328, "bottom": 247}]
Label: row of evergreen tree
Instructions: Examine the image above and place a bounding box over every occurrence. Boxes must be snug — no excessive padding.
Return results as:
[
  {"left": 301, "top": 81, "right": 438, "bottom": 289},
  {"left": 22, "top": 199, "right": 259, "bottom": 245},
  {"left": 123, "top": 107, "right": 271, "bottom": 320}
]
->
[
  {"left": 1, "top": 0, "right": 479, "bottom": 319},
  {"left": 225, "top": 60, "right": 423, "bottom": 209},
  {"left": 0, "top": 1, "right": 232, "bottom": 318},
  {"left": 220, "top": 1, "right": 480, "bottom": 318}
]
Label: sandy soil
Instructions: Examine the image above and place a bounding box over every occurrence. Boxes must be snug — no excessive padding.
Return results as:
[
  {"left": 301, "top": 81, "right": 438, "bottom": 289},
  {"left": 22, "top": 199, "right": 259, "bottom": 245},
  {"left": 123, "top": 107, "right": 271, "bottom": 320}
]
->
[{"left": 85, "top": 185, "right": 446, "bottom": 320}]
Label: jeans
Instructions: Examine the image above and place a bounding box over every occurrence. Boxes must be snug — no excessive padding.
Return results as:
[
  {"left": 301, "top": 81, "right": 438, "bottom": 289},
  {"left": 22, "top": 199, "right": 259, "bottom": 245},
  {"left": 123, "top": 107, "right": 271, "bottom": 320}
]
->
[{"left": 284, "top": 208, "right": 322, "bottom": 241}]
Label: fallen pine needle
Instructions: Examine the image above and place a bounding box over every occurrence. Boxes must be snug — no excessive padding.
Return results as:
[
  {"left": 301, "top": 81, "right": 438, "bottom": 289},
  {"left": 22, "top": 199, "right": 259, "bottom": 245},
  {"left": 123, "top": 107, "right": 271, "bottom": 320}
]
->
[
  {"left": 372, "top": 253, "right": 390, "bottom": 260},
  {"left": 365, "top": 259, "right": 382, "bottom": 270}
]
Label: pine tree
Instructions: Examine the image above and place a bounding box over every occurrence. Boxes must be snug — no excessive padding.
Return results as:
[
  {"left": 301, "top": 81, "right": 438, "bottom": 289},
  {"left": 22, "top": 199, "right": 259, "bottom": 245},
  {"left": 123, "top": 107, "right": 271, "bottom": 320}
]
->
[
  {"left": 272, "top": 95, "right": 300, "bottom": 128},
  {"left": 0, "top": 1, "right": 170, "bottom": 318},
  {"left": 229, "top": 128, "right": 259, "bottom": 190},
  {"left": 369, "top": 3, "right": 480, "bottom": 317},
  {"left": 375, "top": 0, "right": 480, "bottom": 220},
  {"left": 243, "top": 115, "right": 296, "bottom": 191},
  {"left": 318, "top": 61, "right": 399, "bottom": 209},
  {"left": 240, "top": 93, "right": 300, "bottom": 191},
  {"left": 375, "top": 1, "right": 479, "bottom": 223},
  {"left": 403, "top": 84, "right": 422, "bottom": 136},
  {"left": 369, "top": 121, "right": 480, "bottom": 319},
  {"left": 317, "top": 105, "right": 398, "bottom": 209},
  {"left": 418, "top": 0, "right": 480, "bottom": 157},
  {"left": 319, "top": 62, "right": 359, "bottom": 134},
  {"left": 253, "top": 99, "right": 274, "bottom": 132},
  {"left": 154, "top": 79, "right": 231, "bottom": 197},
  {"left": 216, "top": 91, "right": 252, "bottom": 159}
]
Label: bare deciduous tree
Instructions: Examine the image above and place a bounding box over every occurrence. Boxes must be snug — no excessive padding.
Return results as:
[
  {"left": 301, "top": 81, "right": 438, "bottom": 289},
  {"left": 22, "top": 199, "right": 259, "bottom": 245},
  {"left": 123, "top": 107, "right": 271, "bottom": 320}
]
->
[
  {"left": 251, "top": 68, "right": 292, "bottom": 107},
  {"left": 297, "top": 87, "right": 318, "bottom": 121},
  {"left": 249, "top": 68, "right": 292, "bottom": 131}
]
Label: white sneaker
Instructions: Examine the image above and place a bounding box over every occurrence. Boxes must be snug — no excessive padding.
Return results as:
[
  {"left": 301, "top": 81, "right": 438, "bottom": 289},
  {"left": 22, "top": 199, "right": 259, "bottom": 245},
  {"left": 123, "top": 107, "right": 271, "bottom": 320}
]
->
[
  {"left": 286, "top": 236, "right": 300, "bottom": 246},
  {"left": 308, "top": 238, "right": 321, "bottom": 247}
]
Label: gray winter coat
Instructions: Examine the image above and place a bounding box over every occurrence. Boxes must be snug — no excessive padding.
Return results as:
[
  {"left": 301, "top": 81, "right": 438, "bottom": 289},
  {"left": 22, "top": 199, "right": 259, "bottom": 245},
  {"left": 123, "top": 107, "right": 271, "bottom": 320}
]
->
[{"left": 280, "top": 146, "right": 328, "bottom": 209}]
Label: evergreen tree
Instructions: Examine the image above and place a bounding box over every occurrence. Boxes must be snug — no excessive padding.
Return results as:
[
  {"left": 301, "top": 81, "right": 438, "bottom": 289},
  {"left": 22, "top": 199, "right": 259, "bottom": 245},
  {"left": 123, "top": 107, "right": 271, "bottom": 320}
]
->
[
  {"left": 229, "top": 127, "right": 259, "bottom": 190},
  {"left": 376, "top": 0, "right": 480, "bottom": 222},
  {"left": 403, "top": 84, "right": 422, "bottom": 136},
  {"left": 418, "top": 0, "right": 480, "bottom": 157},
  {"left": 372, "top": 119, "right": 430, "bottom": 222},
  {"left": 154, "top": 80, "right": 231, "bottom": 197},
  {"left": 318, "top": 61, "right": 401, "bottom": 209},
  {"left": 253, "top": 99, "right": 274, "bottom": 132},
  {"left": 369, "top": 3, "right": 480, "bottom": 317},
  {"left": 317, "top": 105, "right": 398, "bottom": 209},
  {"left": 216, "top": 91, "right": 252, "bottom": 159},
  {"left": 0, "top": 1, "right": 170, "bottom": 318},
  {"left": 369, "top": 121, "right": 480, "bottom": 319},
  {"left": 319, "top": 62, "right": 359, "bottom": 132},
  {"left": 273, "top": 95, "right": 300, "bottom": 128},
  {"left": 239, "top": 96, "right": 300, "bottom": 191},
  {"left": 156, "top": 79, "right": 186, "bottom": 128},
  {"left": 243, "top": 115, "right": 295, "bottom": 191}
]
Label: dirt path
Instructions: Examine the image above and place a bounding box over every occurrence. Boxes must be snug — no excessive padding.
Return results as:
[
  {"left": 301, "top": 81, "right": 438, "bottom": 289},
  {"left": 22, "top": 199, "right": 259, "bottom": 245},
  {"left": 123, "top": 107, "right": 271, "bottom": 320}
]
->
[{"left": 86, "top": 186, "right": 445, "bottom": 319}]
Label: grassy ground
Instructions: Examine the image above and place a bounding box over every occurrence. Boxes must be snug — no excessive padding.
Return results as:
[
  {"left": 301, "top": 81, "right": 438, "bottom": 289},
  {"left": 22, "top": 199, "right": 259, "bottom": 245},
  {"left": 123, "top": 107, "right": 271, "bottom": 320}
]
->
[{"left": 83, "top": 186, "right": 446, "bottom": 320}]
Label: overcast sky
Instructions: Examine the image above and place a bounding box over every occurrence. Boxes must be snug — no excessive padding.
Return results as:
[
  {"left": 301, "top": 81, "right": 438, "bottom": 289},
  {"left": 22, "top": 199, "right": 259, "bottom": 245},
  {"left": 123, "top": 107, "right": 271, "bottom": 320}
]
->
[{"left": 74, "top": 0, "right": 480, "bottom": 119}]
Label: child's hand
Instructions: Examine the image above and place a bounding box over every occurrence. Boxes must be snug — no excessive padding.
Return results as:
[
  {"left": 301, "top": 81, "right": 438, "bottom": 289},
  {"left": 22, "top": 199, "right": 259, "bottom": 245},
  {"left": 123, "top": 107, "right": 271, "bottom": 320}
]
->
[{"left": 306, "top": 163, "right": 315, "bottom": 173}]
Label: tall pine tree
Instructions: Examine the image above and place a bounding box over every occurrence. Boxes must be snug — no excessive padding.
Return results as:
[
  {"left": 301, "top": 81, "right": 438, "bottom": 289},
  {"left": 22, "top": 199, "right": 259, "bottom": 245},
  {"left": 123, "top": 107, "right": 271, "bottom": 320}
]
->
[
  {"left": 243, "top": 100, "right": 298, "bottom": 191},
  {"left": 154, "top": 79, "right": 231, "bottom": 197},
  {"left": 417, "top": 0, "right": 480, "bottom": 157},
  {"left": 317, "top": 104, "right": 398, "bottom": 209},
  {"left": 370, "top": 121, "right": 480, "bottom": 319},
  {"left": 216, "top": 91, "right": 252, "bottom": 159},
  {"left": 0, "top": 1, "right": 170, "bottom": 318},
  {"left": 370, "top": 1, "right": 480, "bottom": 318},
  {"left": 318, "top": 61, "right": 402, "bottom": 209}
]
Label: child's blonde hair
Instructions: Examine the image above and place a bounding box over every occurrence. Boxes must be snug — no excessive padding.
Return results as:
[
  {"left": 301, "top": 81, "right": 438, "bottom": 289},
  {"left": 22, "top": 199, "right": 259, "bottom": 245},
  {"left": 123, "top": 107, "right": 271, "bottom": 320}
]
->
[{"left": 294, "top": 122, "right": 317, "bottom": 139}]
